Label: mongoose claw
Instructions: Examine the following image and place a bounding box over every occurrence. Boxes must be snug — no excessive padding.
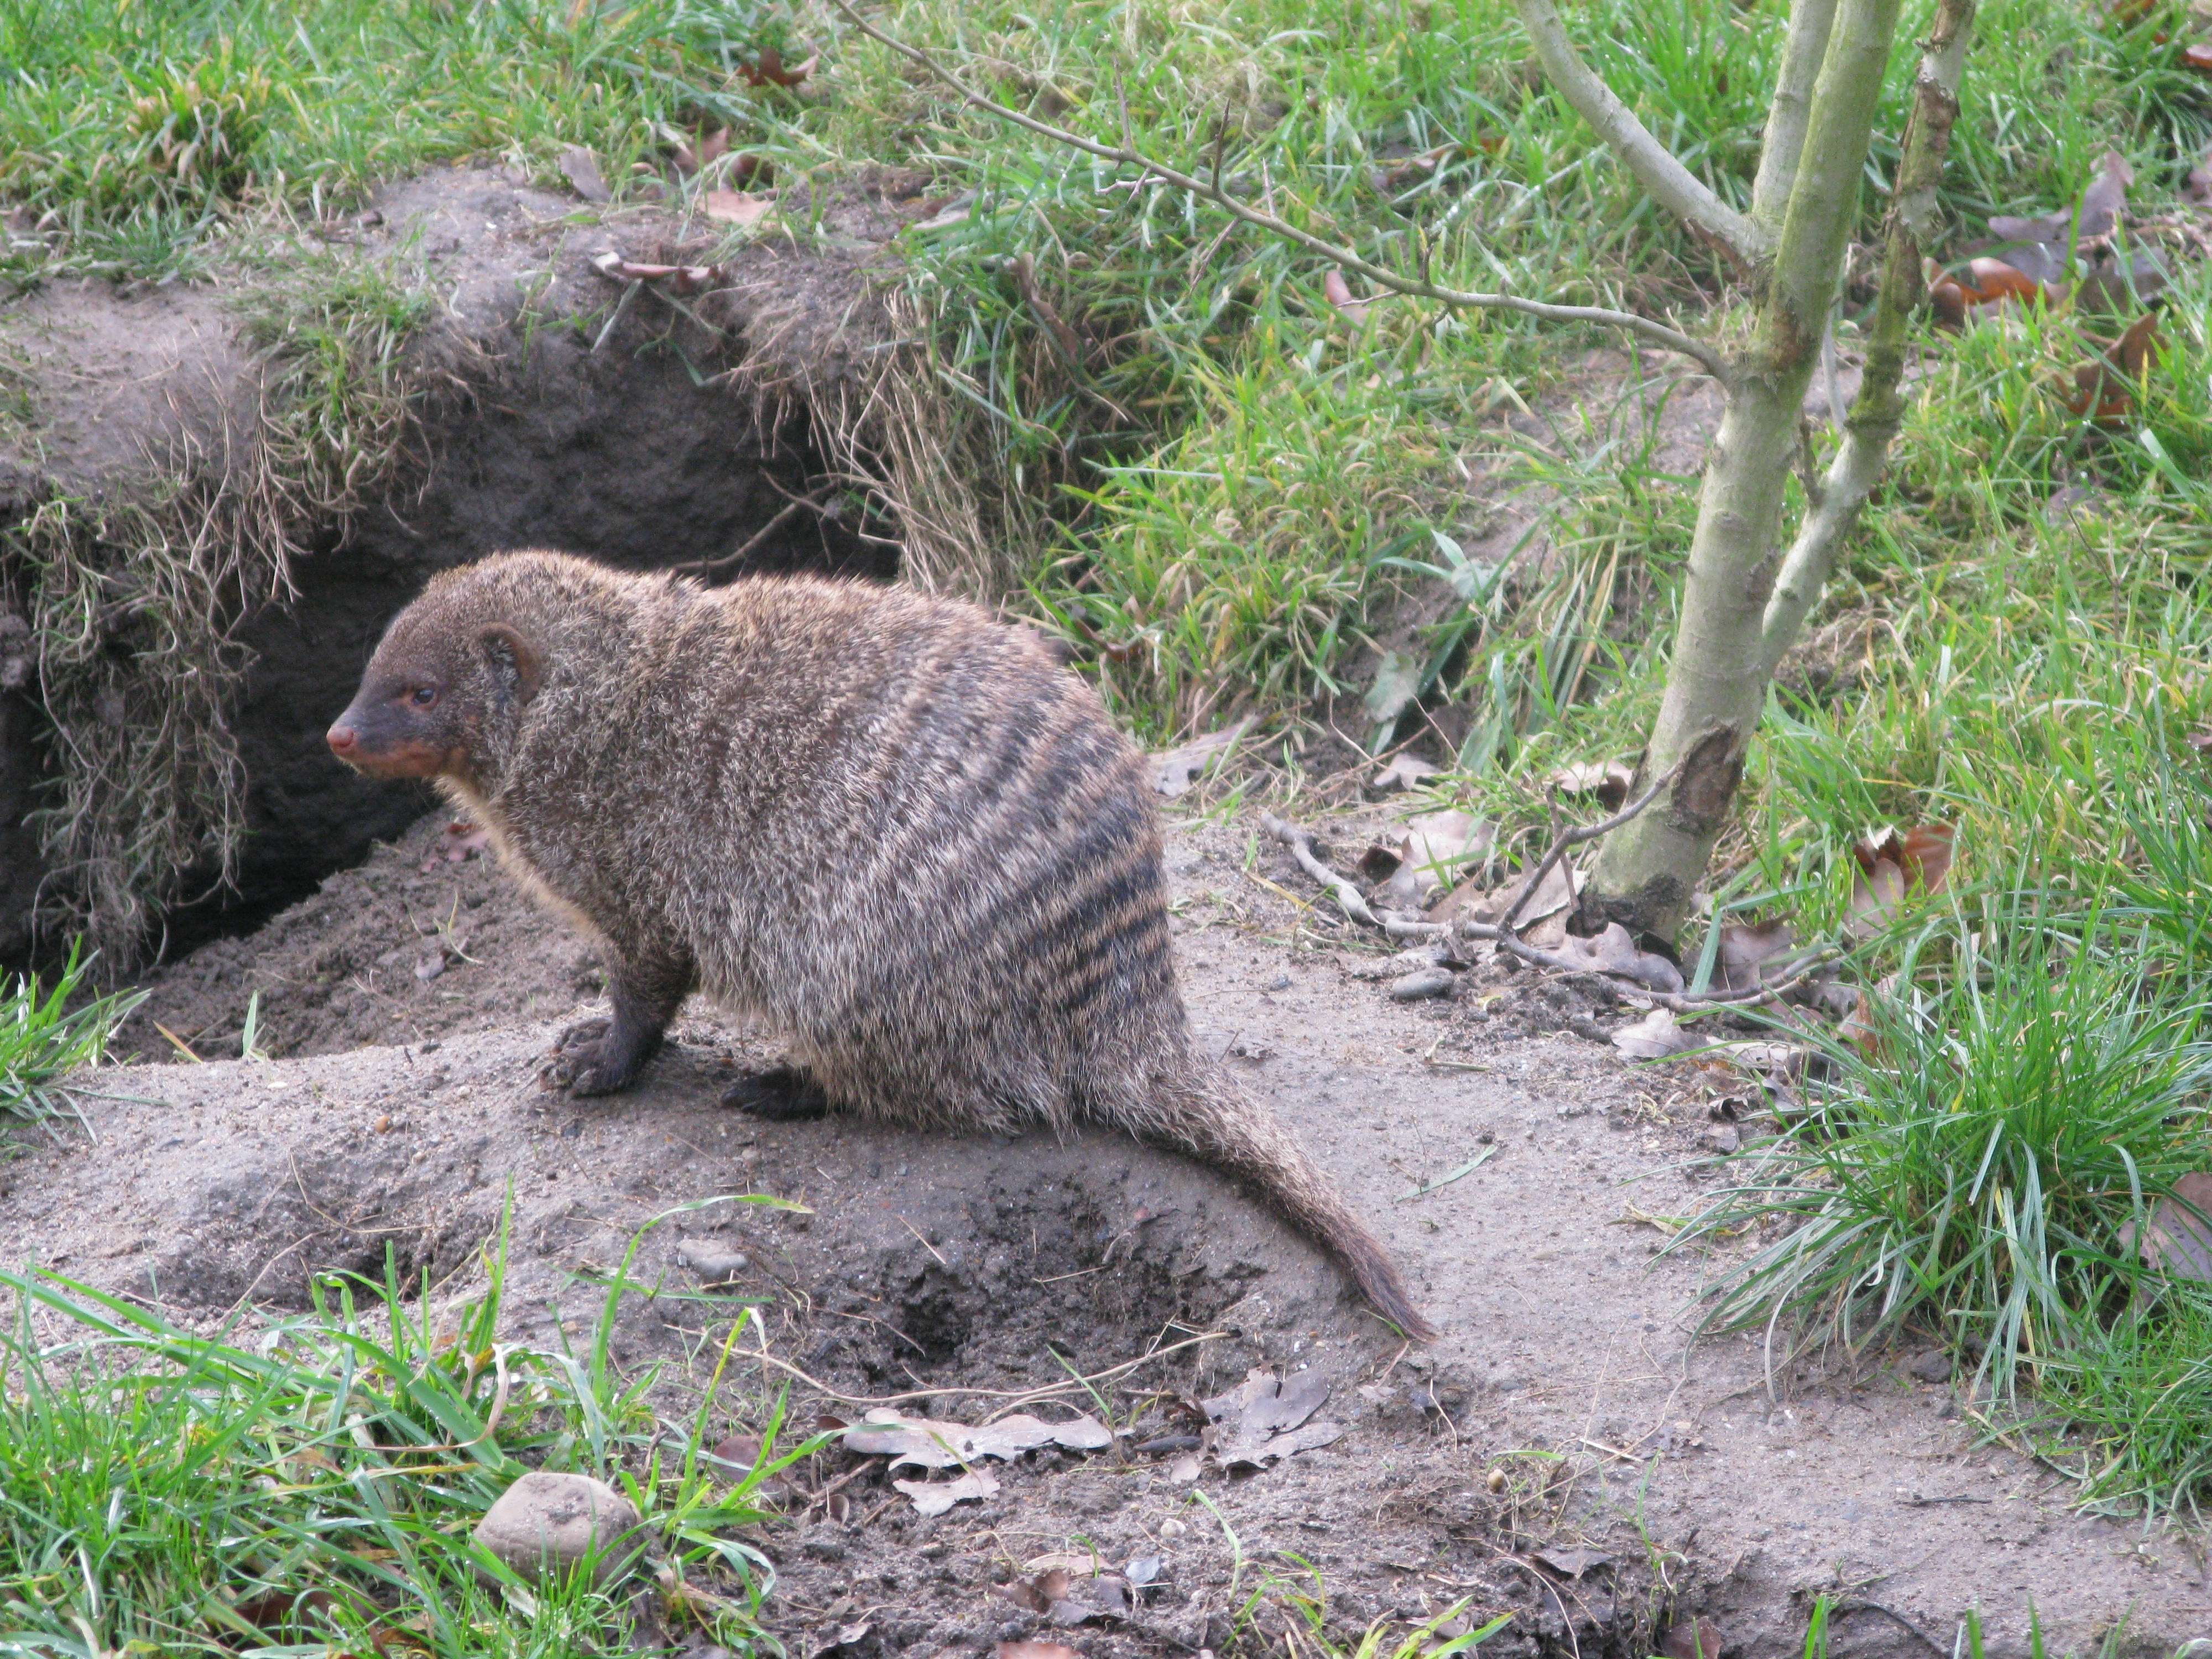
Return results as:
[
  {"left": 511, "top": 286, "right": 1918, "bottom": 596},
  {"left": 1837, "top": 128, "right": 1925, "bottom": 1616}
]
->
[
  {"left": 721, "top": 1064, "right": 830, "bottom": 1121},
  {"left": 546, "top": 1024, "right": 636, "bottom": 1097}
]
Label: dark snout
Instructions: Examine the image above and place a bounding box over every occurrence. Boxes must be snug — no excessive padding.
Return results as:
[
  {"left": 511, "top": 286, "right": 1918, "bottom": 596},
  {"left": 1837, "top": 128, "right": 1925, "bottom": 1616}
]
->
[{"left": 326, "top": 692, "right": 455, "bottom": 780}]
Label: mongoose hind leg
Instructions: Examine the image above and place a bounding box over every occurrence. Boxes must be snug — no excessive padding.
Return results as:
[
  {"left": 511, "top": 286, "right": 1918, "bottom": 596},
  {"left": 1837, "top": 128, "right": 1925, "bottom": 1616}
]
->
[
  {"left": 721, "top": 1064, "right": 830, "bottom": 1121},
  {"left": 549, "top": 946, "right": 695, "bottom": 1097}
]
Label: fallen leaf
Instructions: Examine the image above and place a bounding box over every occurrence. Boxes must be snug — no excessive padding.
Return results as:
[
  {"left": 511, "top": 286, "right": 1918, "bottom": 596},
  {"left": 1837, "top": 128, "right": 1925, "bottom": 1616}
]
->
[
  {"left": 2125, "top": 1171, "right": 2212, "bottom": 1285},
  {"left": 1611, "top": 1007, "right": 1698, "bottom": 1062},
  {"left": 2056, "top": 312, "right": 2159, "bottom": 425},
  {"left": 1364, "top": 649, "right": 1424, "bottom": 744},
  {"left": 1662, "top": 1616, "right": 1726, "bottom": 1659},
  {"left": 998, "top": 1644, "right": 1081, "bottom": 1659},
  {"left": 704, "top": 189, "right": 775, "bottom": 226},
  {"left": 1550, "top": 760, "right": 1632, "bottom": 808},
  {"left": 1496, "top": 856, "right": 1578, "bottom": 931},
  {"left": 2187, "top": 40, "right": 2212, "bottom": 73},
  {"left": 739, "top": 45, "right": 816, "bottom": 87},
  {"left": 1371, "top": 753, "right": 1439, "bottom": 792},
  {"left": 560, "top": 145, "right": 612, "bottom": 204},
  {"left": 1846, "top": 823, "right": 1956, "bottom": 939},
  {"left": 1203, "top": 1369, "right": 1343, "bottom": 1467},
  {"left": 1373, "top": 810, "right": 1491, "bottom": 911},
  {"left": 845, "top": 1407, "right": 1111, "bottom": 1468},
  {"left": 893, "top": 1468, "right": 998, "bottom": 1516},
  {"left": 1150, "top": 716, "right": 1254, "bottom": 797},
  {"left": 1324, "top": 267, "right": 1371, "bottom": 322},
  {"left": 672, "top": 126, "right": 730, "bottom": 175},
  {"left": 1025, "top": 1551, "right": 1108, "bottom": 1574},
  {"left": 1532, "top": 1547, "right": 1610, "bottom": 1577},
  {"left": 1557, "top": 923, "right": 1685, "bottom": 994},
  {"left": 1125, "top": 1555, "right": 1162, "bottom": 1585},
  {"left": 1168, "top": 1453, "right": 1201, "bottom": 1483},
  {"left": 230, "top": 1589, "right": 339, "bottom": 1634},
  {"left": 1714, "top": 918, "right": 1798, "bottom": 994}
]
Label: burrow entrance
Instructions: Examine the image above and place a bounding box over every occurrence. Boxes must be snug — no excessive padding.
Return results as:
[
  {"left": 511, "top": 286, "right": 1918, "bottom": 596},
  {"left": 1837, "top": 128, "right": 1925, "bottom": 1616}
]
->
[
  {"left": 2, "top": 164, "right": 925, "bottom": 970},
  {"left": 174, "top": 362, "right": 894, "bottom": 957}
]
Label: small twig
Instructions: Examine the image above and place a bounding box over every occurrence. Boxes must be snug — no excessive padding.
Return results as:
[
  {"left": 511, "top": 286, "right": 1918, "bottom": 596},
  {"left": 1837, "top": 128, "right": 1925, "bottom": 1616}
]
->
[
  {"left": 895, "top": 1213, "right": 948, "bottom": 1266},
  {"left": 1259, "top": 813, "right": 1379, "bottom": 925},
  {"left": 826, "top": 0, "right": 1730, "bottom": 380},
  {"left": 1499, "top": 757, "right": 1686, "bottom": 931},
  {"left": 670, "top": 493, "right": 826, "bottom": 576}
]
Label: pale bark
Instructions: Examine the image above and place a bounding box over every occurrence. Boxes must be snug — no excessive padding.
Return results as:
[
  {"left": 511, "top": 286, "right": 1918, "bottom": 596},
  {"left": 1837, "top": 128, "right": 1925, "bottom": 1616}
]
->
[
  {"left": 1750, "top": 0, "right": 1840, "bottom": 237},
  {"left": 1511, "top": 0, "right": 1770, "bottom": 265},
  {"left": 1761, "top": 0, "right": 1974, "bottom": 671},
  {"left": 1583, "top": 0, "right": 1912, "bottom": 940}
]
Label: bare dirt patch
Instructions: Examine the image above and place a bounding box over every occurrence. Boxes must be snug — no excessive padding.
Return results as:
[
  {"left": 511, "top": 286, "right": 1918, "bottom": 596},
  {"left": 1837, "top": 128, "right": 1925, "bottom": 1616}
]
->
[{"left": 11, "top": 807, "right": 2197, "bottom": 1659}]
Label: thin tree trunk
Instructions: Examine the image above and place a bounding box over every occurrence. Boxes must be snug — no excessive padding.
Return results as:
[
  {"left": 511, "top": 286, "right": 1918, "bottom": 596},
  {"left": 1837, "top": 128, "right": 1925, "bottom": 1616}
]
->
[{"left": 1582, "top": 0, "right": 1922, "bottom": 941}]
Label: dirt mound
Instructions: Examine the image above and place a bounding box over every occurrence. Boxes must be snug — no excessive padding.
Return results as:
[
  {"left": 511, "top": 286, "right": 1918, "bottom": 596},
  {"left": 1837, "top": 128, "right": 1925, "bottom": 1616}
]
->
[{"left": 65, "top": 806, "right": 2210, "bottom": 1658}]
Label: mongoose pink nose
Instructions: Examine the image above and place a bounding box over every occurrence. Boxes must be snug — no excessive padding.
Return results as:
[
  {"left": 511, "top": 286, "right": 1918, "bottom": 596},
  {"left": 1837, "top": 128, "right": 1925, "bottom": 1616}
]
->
[{"left": 326, "top": 723, "right": 358, "bottom": 758}]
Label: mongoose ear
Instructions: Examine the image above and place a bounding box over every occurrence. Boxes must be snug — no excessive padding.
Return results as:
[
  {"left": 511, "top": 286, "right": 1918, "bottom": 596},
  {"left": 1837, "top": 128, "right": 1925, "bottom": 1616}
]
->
[{"left": 479, "top": 624, "right": 542, "bottom": 703}]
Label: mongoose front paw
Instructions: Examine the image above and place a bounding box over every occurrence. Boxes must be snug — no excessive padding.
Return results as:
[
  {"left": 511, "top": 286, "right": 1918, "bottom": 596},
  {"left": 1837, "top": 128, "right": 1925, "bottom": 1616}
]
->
[{"left": 547, "top": 1020, "right": 632, "bottom": 1096}]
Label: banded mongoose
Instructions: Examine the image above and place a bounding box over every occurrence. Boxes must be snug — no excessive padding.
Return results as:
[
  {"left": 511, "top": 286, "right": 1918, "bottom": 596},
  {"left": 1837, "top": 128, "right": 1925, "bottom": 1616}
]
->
[{"left": 327, "top": 550, "right": 1434, "bottom": 1339}]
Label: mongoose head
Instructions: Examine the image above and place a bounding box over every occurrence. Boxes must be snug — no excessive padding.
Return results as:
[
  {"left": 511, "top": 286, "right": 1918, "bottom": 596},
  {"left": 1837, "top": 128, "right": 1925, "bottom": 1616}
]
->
[{"left": 326, "top": 562, "right": 544, "bottom": 791}]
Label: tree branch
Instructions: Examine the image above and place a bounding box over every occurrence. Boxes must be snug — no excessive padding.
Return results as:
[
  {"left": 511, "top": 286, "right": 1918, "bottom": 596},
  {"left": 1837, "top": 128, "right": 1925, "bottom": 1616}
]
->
[
  {"left": 1511, "top": 0, "right": 1771, "bottom": 267},
  {"left": 1750, "top": 0, "right": 1841, "bottom": 237},
  {"left": 828, "top": 0, "right": 1731, "bottom": 380},
  {"left": 1760, "top": 0, "right": 1974, "bottom": 669}
]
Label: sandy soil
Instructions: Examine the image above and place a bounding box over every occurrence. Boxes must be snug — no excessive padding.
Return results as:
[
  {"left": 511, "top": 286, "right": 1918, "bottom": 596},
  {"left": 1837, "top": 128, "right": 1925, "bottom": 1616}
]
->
[{"left": 8, "top": 809, "right": 2205, "bottom": 1659}]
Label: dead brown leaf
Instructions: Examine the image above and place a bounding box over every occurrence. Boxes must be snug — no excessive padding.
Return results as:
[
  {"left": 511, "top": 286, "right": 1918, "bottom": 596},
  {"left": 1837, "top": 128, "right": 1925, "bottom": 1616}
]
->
[
  {"left": 1847, "top": 823, "right": 1956, "bottom": 940},
  {"left": 1611, "top": 1007, "right": 1698, "bottom": 1062},
  {"left": 1371, "top": 752, "right": 1439, "bottom": 791},
  {"left": 559, "top": 145, "right": 612, "bottom": 204},
  {"left": 672, "top": 126, "right": 730, "bottom": 175},
  {"left": 1550, "top": 760, "right": 1632, "bottom": 809},
  {"left": 893, "top": 1468, "right": 998, "bottom": 1516},
  {"left": 1203, "top": 1368, "right": 1343, "bottom": 1467},
  {"left": 1661, "top": 1615, "right": 1726, "bottom": 1659},
  {"left": 844, "top": 1407, "right": 1112, "bottom": 1469},
  {"left": 2056, "top": 312, "right": 2159, "bottom": 425},
  {"left": 998, "top": 1644, "right": 1081, "bottom": 1659},
  {"left": 1323, "top": 267, "right": 1371, "bottom": 322},
  {"left": 1557, "top": 923, "right": 1685, "bottom": 994},
  {"left": 703, "top": 189, "right": 775, "bottom": 226},
  {"left": 738, "top": 45, "right": 816, "bottom": 87},
  {"left": 2124, "top": 1171, "right": 2212, "bottom": 1286},
  {"left": 1149, "top": 716, "right": 1254, "bottom": 798},
  {"left": 1715, "top": 918, "right": 1798, "bottom": 994}
]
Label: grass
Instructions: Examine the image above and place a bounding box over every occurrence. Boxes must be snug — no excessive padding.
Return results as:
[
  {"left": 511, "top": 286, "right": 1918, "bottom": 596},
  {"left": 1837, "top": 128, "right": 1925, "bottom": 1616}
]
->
[
  {"left": 0, "top": 946, "right": 142, "bottom": 1131},
  {"left": 0, "top": 1216, "right": 814, "bottom": 1658}
]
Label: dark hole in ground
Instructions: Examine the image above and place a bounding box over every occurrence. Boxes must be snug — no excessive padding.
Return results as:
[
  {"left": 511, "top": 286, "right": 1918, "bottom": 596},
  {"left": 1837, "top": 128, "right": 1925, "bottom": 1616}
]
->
[{"left": 153, "top": 357, "right": 897, "bottom": 961}]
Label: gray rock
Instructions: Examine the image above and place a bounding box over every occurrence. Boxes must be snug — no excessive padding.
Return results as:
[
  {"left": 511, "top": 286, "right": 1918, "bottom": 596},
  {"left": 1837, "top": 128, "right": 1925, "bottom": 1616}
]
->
[
  {"left": 1388, "top": 968, "right": 1457, "bottom": 1001},
  {"left": 1907, "top": 1349, "right": 1953, "bottom": 1384},
  {"left": 472, "top": 1471, "right": 644, "bottom": 1585}
]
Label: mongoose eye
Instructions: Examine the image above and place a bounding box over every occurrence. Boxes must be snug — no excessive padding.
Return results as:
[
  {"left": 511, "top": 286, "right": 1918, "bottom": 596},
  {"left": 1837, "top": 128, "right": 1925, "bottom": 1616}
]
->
[{"left": 411, "top": 686, "right": 437, "bottom": 707}]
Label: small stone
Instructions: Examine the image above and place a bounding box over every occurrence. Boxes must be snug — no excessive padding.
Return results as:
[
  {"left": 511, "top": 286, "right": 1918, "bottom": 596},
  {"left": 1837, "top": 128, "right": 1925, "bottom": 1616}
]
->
[
  {"left": 1388, "top": 968, "right": 1457, "bottom": 1002},
  {"left": 1694, "top": 1125, "right": 1741, "bottom": 1155},
  {"left": 472, "top": 1472, "right": 643, "bottom": 1585},
  {"left": 1158, "top": 1516, "right": 1188, "bottom": 1538},
  {"left": 675, "top": 1241, "right": 750, "bottom": 1286},
  {"left": 1907, "top": 1349, "right": 1953, "bottom": 1384},
  {"left": 804, "top": 1537, "right": 849, "bottom": 1562}
]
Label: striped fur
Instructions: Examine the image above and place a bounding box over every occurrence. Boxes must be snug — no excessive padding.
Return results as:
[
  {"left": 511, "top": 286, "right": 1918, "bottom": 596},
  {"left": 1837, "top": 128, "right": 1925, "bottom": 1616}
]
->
[{"left": 328, "top": 550, "right": 1434, "bottom": 1339}]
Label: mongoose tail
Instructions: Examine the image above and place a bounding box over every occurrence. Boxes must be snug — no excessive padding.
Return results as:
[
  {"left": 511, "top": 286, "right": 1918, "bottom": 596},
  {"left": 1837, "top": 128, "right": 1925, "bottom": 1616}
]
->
[{"left": 1149, "top": 1060, "right": 1438, "bottom": 1343}]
